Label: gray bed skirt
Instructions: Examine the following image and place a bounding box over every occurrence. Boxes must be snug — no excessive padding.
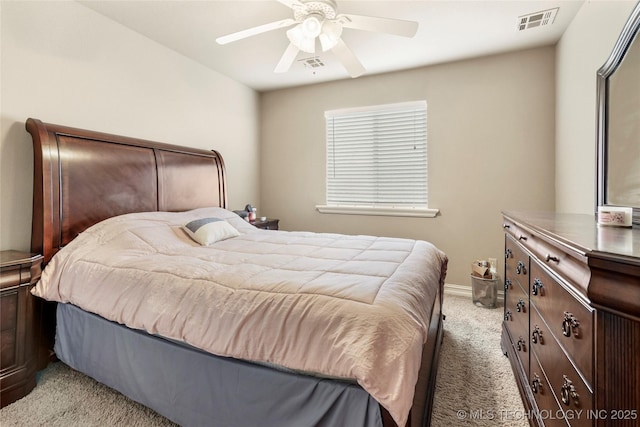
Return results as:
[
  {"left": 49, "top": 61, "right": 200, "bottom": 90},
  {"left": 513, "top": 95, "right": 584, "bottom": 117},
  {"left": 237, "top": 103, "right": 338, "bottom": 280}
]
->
[{"left": 55, "top": 303, "right": 383, "bottom": 427}]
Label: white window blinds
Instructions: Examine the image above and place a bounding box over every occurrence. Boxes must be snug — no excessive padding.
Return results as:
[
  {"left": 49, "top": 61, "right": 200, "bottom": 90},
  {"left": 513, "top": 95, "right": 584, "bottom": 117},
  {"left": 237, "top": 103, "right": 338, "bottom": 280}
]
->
[{"left": 325, "top": 101, "right": 428, "bottom": 208}]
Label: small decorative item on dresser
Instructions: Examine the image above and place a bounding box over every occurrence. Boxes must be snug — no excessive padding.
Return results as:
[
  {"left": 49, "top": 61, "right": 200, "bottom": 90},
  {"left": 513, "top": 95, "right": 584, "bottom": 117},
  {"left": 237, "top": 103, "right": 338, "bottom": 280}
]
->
[
  {"left": 0, "top": 250, "right": 43, "bottom": 408},
  {"left": 250, "top": 217, "right": 280, "bottom": 230},
  {"left": 597, "top": 206, "right": 633, "bottom": 227}
]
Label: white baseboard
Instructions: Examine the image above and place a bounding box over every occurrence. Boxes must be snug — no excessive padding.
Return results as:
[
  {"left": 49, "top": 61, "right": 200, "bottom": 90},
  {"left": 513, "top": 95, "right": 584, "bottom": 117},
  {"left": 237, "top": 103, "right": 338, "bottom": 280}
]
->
[
  {"left": 444, "top": 283, "right": 472, "bottom": 298},
  {"left": 444, "top": 282, "right": 504, "bottom": 301}
]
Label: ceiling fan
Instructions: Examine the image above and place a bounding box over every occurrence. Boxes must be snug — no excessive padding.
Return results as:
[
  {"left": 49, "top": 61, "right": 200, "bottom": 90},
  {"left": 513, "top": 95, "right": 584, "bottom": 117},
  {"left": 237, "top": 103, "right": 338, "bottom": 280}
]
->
[{"left": 215, "top": 0, "right": 419, "bottom": 78}]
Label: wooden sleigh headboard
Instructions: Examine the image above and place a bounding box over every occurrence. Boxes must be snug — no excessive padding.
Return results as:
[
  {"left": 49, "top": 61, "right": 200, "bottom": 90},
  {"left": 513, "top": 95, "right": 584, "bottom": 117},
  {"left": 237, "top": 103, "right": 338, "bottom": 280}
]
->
[{"left": 26, "top": 118, "right": 228, "bottom": 264}]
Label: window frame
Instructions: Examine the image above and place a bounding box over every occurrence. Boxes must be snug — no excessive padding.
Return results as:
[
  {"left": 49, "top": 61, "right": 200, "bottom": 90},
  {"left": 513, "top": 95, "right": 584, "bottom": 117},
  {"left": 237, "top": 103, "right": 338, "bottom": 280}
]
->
[{"left": 316, "top": 100, "right": 438, "bottom": 218}]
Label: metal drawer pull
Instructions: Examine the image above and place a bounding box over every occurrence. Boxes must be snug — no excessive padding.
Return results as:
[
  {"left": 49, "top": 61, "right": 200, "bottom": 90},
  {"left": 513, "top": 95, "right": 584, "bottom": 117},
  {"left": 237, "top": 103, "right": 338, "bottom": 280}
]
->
[
  {"left": 504, "top": 311, "right": 512, "bottom": 321},
  {"left": 531, "top": 325, "right": 543, "bottom": 344},
  {"left": 504, "top": 279, "right": 512, "bottom": 291},
  {"left": 546, "top": 254, "right": 559, "bottom": 263},
  {"left": 516, "top": 261, "right": 526, "bottom": 275},
  {"left": 562, "top": 312, "right": 580, "bottom": 337},
  {"left": 503, "top": 223, "right": 511, "bottom": 229},
  {"left": 516, "top": 299, "right": 526, "bottom": 313},
  {"left": 518, "top": 234, "right": 527, "bottom": 241},
  {"left": 516, "top": 337, "right": 526, "bottom": 352},
  {"left": 532, "top": 278, "right": 544, "bottom": 296},
  {"left": 561, "top": 375, "right": 579, "bottom": 406},
  {"left": 505, "top": 248, "right": 512, "bottom": 259},
  {"left": 531, "top": 374, "right": 542, "bottom": 394}
]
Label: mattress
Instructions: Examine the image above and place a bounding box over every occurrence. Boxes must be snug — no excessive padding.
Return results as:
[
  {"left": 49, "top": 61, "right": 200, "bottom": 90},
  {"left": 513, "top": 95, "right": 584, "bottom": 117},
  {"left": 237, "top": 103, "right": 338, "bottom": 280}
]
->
[{"left": 33, "top": 207, "right": 447, "bottom": 426}]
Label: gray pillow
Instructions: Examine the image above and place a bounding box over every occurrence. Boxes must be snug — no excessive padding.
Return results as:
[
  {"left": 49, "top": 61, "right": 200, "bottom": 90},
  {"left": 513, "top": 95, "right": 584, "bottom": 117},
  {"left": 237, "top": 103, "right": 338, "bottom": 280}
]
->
[{"left": 182, "top": 218, "right": 240, "bottom": 246}]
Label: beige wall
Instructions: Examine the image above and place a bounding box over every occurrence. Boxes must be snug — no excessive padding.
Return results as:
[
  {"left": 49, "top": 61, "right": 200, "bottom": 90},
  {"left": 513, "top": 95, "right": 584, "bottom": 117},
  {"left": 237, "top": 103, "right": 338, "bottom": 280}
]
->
[
  {"left": 0, "top": 1, "right": 260, "bottom": 253},
  {"left": 555, "top": 0, "right": 638, "bottom": 214},
  {"left": 260, "top": 47, "right": 556, "bottom": 286}
]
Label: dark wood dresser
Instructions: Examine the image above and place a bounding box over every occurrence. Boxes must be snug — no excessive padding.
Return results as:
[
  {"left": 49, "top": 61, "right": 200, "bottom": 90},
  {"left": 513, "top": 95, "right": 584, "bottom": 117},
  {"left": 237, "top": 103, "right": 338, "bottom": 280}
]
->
[
  {"left": 501, "top": 212, "right": 639, "bottom": 426},
  {"left": 0, "top": 251, "right": 43, "bottom": 408}
]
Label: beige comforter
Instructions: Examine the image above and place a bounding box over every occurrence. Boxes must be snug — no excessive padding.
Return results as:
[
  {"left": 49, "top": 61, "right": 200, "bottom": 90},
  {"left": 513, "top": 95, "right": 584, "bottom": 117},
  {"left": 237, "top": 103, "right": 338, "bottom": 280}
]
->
[{"left": 32, "top": 207, "right": 447, "bottom": 426}]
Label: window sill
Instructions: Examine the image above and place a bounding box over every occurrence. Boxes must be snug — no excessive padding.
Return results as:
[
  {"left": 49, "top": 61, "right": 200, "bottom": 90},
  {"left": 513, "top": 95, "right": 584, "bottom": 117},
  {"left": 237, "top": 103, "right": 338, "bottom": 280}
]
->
[{"left": 315, "top": 205, "right": 439, "bottom": 218}]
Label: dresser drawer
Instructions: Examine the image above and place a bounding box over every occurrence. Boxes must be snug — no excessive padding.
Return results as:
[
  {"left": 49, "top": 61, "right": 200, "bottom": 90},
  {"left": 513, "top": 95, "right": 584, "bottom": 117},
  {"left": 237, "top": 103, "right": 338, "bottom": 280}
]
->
[
  {"left": 0, "top": 291, "right": 18, "bottom": 331},
  {"left": 530, "top": 306, "right": 593, "bottom": 426},
  {"left": 530, "top": 354, "right": 569, "bottom": 427},
  {"left": 0, "top": 291, "right": 18, "bottom": 370},
  {"left": 530, "top": 259, "right": 593, "bottom": 387},
  {"left": 503, "top": 219, "right": 533, "bottom": 248},
  {"left": 504, "top": 279, "right": 529, "bottom": 377},
  {"left": 0, "top": 266, "right": 21, "bottom": 290},
  {"left": 505, "top": 279, "right": 529, "bottom": 334},
  {"left": 505, "top": 235, "right": 529, "bottom": 291}
]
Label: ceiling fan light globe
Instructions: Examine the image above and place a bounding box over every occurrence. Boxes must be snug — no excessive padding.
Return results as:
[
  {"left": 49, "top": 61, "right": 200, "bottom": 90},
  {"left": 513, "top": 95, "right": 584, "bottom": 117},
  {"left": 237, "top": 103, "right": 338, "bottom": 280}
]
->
[
  {"left": 286, "top": 24, "right": 316, "bottom": 53},
  {"left": 319, "top": 21, "right": 342, "bottom": 51},
  {"left": 319, "top": 33, "right": 339, "bottom": 51},
  {"left": 301, "top": 15, "right": 322, "bottom": 38}
]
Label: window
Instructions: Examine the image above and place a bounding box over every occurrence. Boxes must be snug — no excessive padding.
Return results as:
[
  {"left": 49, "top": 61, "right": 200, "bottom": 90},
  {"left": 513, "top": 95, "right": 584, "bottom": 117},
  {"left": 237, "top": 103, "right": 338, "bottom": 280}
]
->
[{"left": 317, "top": 101, "right": 438, "bottom": 217}]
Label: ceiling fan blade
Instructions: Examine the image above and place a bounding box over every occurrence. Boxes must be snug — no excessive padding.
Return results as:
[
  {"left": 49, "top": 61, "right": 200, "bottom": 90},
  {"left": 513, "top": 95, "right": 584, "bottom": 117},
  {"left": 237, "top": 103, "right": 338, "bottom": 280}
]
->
[
  {"left": 331, "top": 38, "right": 366, "bottom": 78},
  {"left": 274, "top": 43, "right": 300, "bottom": 73},
  {"left": 216, "top": 18, "right": 296, "bottom": 45},
  {"left": 336, "top": 14, "right": 418, "bottom": 38}
]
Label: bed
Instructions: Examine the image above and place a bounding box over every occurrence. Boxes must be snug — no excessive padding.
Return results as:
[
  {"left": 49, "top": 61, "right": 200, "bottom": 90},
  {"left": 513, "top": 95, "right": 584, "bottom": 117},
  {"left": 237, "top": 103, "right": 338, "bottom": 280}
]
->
[{"left": 25, "top": 118, "right": 448, "bottom": 427}]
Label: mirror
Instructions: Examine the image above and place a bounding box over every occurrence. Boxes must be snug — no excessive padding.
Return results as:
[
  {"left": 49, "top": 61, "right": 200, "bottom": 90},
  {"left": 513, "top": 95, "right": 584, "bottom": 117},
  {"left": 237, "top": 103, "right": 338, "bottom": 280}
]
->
[{"left": 596, "top": 3, "right": 640, "bottom": 225}]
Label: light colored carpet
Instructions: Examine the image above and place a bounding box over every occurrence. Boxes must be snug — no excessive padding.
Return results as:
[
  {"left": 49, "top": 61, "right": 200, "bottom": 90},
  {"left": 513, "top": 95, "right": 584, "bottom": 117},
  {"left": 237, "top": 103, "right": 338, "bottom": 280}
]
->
[
  {"left": 0, "top": 294, "right": 527, "bottom": 426},
  {"left": 431, "top": 295, "right": 529, "bottom": 427}
]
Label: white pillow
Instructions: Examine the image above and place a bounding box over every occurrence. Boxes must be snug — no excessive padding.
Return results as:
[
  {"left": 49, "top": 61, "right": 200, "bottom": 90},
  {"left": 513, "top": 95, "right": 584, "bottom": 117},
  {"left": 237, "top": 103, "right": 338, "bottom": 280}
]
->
[{"left": 182, "top": 218, "right": 240, "bottom": 246}]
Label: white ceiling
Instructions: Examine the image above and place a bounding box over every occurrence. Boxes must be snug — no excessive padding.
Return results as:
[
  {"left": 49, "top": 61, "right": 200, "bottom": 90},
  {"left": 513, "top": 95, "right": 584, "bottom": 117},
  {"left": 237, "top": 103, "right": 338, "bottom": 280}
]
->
[{"left": 79, "top": 0, "right": 585, "bottom": 92}]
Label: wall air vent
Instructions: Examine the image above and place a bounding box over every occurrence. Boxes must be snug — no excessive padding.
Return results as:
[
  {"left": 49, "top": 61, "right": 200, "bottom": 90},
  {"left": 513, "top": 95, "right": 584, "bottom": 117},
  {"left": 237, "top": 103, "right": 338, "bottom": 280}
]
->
[{"left": 517, "top": 8, "right": 558, "bottom": 31}]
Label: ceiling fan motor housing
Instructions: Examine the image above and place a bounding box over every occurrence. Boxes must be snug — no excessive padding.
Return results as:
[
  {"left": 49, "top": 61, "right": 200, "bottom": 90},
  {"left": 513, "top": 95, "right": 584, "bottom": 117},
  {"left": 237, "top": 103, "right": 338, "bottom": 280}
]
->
[{"left": 293, "top": 0, "right": 338, "bottom": 21}]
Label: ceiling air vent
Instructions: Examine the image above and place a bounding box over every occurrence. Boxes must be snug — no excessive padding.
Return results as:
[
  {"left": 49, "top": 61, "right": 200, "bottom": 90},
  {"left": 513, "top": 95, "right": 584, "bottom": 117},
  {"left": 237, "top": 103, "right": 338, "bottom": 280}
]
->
[
  {"left": 299, "top": 57, "right": 325, "bottom": 69},
  {"left": 517, "top": 8, "right": 558, "bottom": 31}
]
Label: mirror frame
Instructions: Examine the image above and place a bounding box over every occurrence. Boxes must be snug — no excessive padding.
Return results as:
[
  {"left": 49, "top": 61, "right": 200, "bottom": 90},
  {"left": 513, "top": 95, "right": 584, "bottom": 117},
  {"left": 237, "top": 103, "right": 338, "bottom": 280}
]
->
[{"left": 596, "top": 2, "right": 640, "bottom": 225}]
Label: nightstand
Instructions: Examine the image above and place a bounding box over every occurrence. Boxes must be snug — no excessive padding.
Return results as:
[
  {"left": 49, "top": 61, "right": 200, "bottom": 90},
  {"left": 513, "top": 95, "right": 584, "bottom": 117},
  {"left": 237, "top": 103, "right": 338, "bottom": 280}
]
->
[
  {"left": 250, "top": 218, "right": 280, "bottom": 230},
  {"left": 1, "top": 250, "right": 43, "bottom": 408}
]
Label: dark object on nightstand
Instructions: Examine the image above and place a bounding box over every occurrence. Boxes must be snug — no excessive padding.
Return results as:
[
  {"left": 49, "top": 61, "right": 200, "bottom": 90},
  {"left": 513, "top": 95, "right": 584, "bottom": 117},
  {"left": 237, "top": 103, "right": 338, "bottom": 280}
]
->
[
  {"left": 250, "top": 218, "right": 279, "bottom": 230},
  {"left": 0, "top": 250, "right": 43, "bottom": 408},
  {"left": 233, "top": 204, "right": 254, "bottom": 220},
  {"left": 233, "top": 210, "right": 248, "bottom": 219}
]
